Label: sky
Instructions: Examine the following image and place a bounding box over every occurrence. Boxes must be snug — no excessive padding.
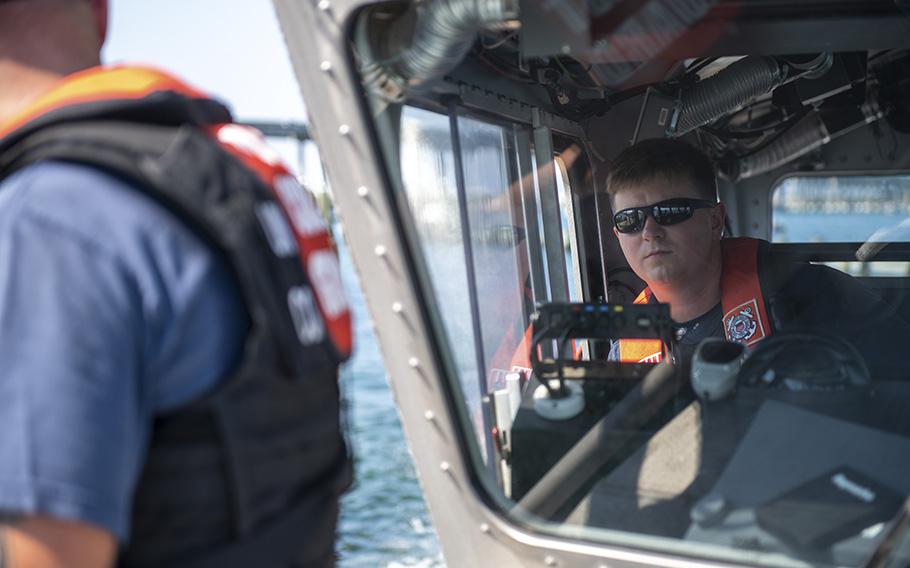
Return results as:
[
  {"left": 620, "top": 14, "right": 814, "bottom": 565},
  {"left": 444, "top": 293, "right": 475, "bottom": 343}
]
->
[{"left": 102, "top": 0, "right": 324, "bottom": 186}]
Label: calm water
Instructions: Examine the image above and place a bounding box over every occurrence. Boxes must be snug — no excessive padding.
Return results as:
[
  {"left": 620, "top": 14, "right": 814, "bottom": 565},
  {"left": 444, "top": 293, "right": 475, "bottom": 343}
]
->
[{"left": 335, "top": 238, "right": 444, "bottom": 567}]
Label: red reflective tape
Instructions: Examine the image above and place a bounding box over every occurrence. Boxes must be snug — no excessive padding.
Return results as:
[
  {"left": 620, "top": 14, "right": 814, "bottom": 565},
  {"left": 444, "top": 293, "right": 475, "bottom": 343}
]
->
[
  {"left": 213, "top": 124, "right": 353, "bottom": 357},
  {"left": 720, "top": 238, "right": 772, "bottom": 347}
]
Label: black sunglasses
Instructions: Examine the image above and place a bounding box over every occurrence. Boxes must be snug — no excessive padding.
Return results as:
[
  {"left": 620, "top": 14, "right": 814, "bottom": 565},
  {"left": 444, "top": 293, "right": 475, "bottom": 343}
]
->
[{"left": 613, "top": 198, "right": 716, "bottom": 234}]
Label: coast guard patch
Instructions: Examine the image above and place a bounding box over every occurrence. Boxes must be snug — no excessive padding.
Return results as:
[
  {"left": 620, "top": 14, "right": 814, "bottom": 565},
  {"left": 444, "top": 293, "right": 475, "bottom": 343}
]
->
[{"left": 723, "top": 298, "right": 767, "bottom": 345}]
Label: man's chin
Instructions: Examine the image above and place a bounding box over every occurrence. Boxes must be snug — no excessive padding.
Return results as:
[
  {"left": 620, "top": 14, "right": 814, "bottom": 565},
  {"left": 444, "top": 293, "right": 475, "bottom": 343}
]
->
[{"left": 643, "top": 266, "right": 681, "bottom": 286}]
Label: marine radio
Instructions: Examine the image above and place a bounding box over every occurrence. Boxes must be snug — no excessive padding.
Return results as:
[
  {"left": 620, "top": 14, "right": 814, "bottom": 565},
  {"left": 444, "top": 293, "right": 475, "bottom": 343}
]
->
[
  {"left": 506, "top": 302, "right": 680, "bottom": 500},
  {"left": 529, "top": 301, "right": 677, "bottom": 383}
]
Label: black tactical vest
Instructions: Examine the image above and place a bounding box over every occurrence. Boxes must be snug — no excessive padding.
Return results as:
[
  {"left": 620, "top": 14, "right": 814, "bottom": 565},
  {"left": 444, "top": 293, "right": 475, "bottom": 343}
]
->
[{"left": 0, "top": 91, "right": 353, "bottom": 568}]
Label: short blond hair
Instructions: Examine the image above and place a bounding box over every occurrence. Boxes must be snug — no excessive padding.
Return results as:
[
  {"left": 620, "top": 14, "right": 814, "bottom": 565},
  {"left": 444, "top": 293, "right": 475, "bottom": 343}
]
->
[{"left": 607, "top": 138, "right": 718, "bottom": 204}]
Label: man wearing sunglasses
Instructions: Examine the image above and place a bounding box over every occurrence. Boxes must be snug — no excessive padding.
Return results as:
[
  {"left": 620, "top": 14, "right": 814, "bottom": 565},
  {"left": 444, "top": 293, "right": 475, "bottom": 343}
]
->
[
  {"left": 608, "top": 138, "right": 910, "bottom": 378},
  {"left": 609, "top": 139, "right": 727, "bottom": 367}
]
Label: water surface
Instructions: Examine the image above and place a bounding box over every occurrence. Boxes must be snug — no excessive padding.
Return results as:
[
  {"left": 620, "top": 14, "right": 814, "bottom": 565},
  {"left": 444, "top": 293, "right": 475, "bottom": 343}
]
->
[{"left": 336, "top": 239, "right": 444, "bottom": 567}]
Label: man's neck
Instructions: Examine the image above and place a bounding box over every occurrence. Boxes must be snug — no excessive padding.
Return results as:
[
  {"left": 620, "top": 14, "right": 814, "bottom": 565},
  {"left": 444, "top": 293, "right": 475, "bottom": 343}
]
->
[
  {"left": 0, "top": 61, "right": 71, "bottom": 130},
  {"left": 649, "top": 255, "right": 723, "bottom": 323},
  {"left": 0, "top": 43, "right": 102, "bottom": 130}
]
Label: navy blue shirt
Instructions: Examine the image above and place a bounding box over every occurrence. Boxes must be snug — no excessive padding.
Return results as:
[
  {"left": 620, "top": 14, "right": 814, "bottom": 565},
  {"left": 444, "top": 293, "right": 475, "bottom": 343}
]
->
[{"left": 0, "top": 161, "right": 248, "bottom": 542}]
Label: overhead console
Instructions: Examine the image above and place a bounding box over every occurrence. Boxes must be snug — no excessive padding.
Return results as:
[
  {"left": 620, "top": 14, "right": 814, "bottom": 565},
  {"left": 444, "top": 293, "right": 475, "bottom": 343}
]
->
[
  {"left": 466, "top": 0, "right": 910, "bottom": 180},
  {"left": 519, "top": 1, "right": 910, "bottom": 67}
]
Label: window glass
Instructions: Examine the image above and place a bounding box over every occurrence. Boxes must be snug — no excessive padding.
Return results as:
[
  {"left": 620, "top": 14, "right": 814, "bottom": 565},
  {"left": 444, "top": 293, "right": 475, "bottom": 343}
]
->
[
  {"left": 772, "top": 175, "right": 910, "bottom": 276},
  {"left": 555, "top": 155, "right": 583, "bottom": 303},
  {"left": 399, "top": 107, "right": 529, "bottom": 447},
  {"left": 457, "top": 116, "right": 528, "bottom": 392},
  {"left": 773, "top": 175, "right": 910, "bottom": 242},
  {"left": 350, "top": 4, "right": 910, "bottom": 565},
  {"left": 399, "top": 114, "right": 910, "bottom": 567},
  {"left": 399, "top": 107, "right": 481, "bottom": 433}
]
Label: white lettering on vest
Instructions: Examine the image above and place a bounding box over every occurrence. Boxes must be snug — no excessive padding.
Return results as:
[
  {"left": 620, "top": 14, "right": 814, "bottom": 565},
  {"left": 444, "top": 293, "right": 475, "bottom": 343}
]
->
[
  {"left": 287, "top": 286, "right": 326, "bottom": 345},
  {"left": 273, "top": 175, "right": 328, "bottom": 237},
  {"left": 308, "top": 250, "right": 349, "bottom": 318},
  {"left": 255, "top": 202, "right": 298, "bottom": 257}
]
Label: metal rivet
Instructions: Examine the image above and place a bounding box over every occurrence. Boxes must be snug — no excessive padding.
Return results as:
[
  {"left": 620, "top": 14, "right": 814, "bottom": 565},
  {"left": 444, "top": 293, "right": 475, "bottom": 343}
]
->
[
  {"left": 408, "top": 357, "right": 419, "bottom": 368},
  {"left": 317, "top": 0, "right": 331, "bottom": 11},
  {"left": 560, "top": 44, "right": 571, "bottom": 54},
  {"left": 424, "top": 410, "right": 435, "bottom": 421},
  {"left": 374, "top": 245, "right": 387, "bottom": 257},
  {"left": 440, "top": 461, "right": 451, "bottom": 472},
  {"left": 544, "top": 556, "right": 557, "bottom": 567},
  {"left": 320, "top": 60, "right": 333, "bottom": 72},
  {"left": 356, "top": 185, "right": 369, "bottom": 197},
  {"left": 338, "top": 124, "right": 351, "bottom": 136},
  {"left": 479, "top": 523, "right": 490, "bottom": 534},
  {"left": 392, "top": 301, "right": 403, "bottom": 313}
]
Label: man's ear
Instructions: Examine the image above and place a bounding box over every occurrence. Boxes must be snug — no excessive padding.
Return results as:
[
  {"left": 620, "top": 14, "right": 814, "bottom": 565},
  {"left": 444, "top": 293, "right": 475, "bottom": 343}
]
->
[
  {"left": 711, "top": 202, "right": 727, "bottom": 238},
  {"left": 613, "top": 225, "right": 620, "bottom": 239},
  {"left": 89, "top": 0, "right": 108, "bottom": 47}
]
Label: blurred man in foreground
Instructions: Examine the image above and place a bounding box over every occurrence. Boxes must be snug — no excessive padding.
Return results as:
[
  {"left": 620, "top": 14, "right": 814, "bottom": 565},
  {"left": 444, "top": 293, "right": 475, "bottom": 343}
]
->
[{"left": 0, "top": 1, "right": 353, "bottom": 566}]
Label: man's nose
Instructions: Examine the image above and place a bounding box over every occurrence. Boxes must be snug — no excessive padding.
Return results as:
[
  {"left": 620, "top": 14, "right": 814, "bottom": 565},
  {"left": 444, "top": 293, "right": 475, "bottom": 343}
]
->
[{"left": 641, "top": 214, "right": 664, "bottom": 240}]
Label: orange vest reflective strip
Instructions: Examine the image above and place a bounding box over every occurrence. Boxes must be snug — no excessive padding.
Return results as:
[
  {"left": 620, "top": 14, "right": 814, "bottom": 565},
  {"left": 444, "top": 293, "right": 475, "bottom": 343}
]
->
[
  {"left": 616, "top": 237, "right": 773, "bottom": 361},
  {"left": 0, "top": 66, "right": 208, "bottom": 138},
  {"left": 618, "top": 289, "right": 664, "bottom": 363}
]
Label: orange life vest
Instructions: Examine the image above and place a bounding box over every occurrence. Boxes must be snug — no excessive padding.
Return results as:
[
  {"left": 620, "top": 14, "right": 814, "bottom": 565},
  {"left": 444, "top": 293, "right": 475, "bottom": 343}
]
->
[
  {"left": 617, "top": 237, "right": 772, "bottom": 362},
  {"left": 0, "top": 65, "right": 353, "bottom": 359}
]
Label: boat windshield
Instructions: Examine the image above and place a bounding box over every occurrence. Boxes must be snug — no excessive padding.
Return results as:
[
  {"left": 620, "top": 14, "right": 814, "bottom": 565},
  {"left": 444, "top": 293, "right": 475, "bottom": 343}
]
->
[{"left": 347, "top": 2, "right": 910, "bottom": 565}]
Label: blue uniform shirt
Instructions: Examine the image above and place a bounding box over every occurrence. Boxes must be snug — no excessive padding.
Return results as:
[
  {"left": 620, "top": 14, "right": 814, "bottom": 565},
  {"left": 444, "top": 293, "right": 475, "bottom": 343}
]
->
[{"left": 0, "top": 161, "right": 248, "bottom": 542}]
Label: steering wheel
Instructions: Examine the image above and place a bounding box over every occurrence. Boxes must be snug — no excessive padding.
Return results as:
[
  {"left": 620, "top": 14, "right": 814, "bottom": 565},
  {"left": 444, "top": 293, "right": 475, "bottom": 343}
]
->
[{"left": 737, "top": 329, "right": 871, "bottom": 392}]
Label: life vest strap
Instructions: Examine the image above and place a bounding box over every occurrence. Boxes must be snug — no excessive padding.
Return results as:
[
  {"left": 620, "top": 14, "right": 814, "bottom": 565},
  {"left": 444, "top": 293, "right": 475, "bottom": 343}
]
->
[{"left": 719, "top": 238, "right": 773, "bottom": 346}]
